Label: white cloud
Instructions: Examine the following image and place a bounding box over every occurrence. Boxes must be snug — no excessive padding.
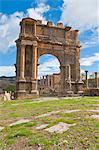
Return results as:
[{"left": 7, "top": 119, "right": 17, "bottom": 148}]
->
[
  {"left": 27, "top": 3, "right": 50, "bottom": 24},
  {"left": 80, "top": 53, "right": 99, "bottom": 66},
  {"left": 38, "top": 57, "right": 60, "bottom": 78},
  {"left": 80, "top": 69, "right": 85, "bottom": 74},
  {"left": 60, "top": 0, "right": 98, "bottom": 31},
  {"left": 81, "top": 31, "right": 99, "bottom": 49},
  {"left": 0, "top": 3, "right": 50, "bottom": 53},
  {"left": 0, "top": 66, "right": 15, "bottom": 77},
  {"left": 60, "top": 0, "right": 99, "bottom": 52},
  {"left": 0, "top": 12, "right": 23, "bottom": 53}
]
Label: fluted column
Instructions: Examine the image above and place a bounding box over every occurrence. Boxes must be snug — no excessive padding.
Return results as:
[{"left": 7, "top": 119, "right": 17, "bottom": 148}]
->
[
  {"left": 31, "top": 45, "right": 37, "bottom": 80},
  {"left": 75, "top": 48, "right": 80, "bottom": 82},
  {"left": 31, "top": 44, "right": 39, "bottom": 95},
  {"left": 17, "top": 44, "right": 26, "bottom": 96},
  {"left": 19, "top": 44, "right": 25, "bottom": 80}
]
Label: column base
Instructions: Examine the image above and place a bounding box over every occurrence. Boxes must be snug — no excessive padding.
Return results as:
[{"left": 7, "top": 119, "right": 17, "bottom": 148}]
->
[
  {"left": 16, "top": 90, "right": 26, "bottom": 99},
  {"left": 31, "top": 90, "right": 39, "bottom": 95},
  {"left": 67, "top": 91, "right": 74, "bottom": 94},
  {"left": 78, "top": 91, "right": 84, "bottom": 94},
  {"left": 18, "top": 77, "right": 26, "bottom": 82},
  {"left": 18, "top": 90, "right": 26, "bottom": 93}
]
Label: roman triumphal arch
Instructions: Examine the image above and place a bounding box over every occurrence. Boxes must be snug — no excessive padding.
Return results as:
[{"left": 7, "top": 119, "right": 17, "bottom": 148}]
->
[{"left": 15, "top": 18, "right": 83, "bottom": 98}]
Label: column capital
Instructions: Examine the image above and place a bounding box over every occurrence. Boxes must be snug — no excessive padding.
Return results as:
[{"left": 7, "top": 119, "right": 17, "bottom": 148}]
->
[
  {"left": 20, "top": 43, "right": 26, "bottom": 48},
  {"left": 32, "top": 41, "right": 37, "bottom": 47}
]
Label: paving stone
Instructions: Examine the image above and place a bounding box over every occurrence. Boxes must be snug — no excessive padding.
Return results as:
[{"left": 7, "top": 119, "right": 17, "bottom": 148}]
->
[
  {"left": 89, "top": 110, "right": 99, "bottom": 113},
  {"left": 9, "top": 119, "right": 31, "bottom": 126},
  {"left": 63, "top": 110, "right": 80, "bottom": 113},
  {"left": 36, "top": 124, "right": 49, "bottom": 130},
  {"left": 45, "top": 122, "right": 76, "bottom": 133},
  {"left": 35, "top": 110, "right": 61, "bottom": 118},
  {"left": 92, "top": 104, "right": 99, "bottom": 106},
  {"left": 90, "top": 115, "right": 99, "bottom": 119},
  {"left": 0, "top": 126, "right": 4, "bottom": 131}
]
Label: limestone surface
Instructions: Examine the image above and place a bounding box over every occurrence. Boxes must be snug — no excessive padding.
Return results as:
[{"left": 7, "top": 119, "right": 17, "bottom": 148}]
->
[
  {"left": 45, "top": 122, "right": 76, "bottom": 133},
  {"left": 63, "top": 110, "right": 80, "bottom": 113},
  {"left": 36, "top": 124, "right": 49, "bottom": 130},
  {"left": 35, "top": 110, "right": 61, "bottom": 118},
  {"left": 9, "top": 119, "right": 30, "bottom": 126},
  {"left": 90, "top": 115, "right": 99, "bottom": 119},
  {"left": 89, "top": 110, "right": 99, "bottom": 113}
]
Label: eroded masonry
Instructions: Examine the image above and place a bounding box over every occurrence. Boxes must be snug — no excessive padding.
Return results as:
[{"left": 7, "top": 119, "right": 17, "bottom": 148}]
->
[{"left": 16, "top": 18, "right": 83, "bottom": 98}]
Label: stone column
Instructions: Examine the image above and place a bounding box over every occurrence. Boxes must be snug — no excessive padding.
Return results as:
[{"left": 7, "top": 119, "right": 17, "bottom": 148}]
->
[
  {"left": 75, "top": 48, "right": 84, "bottom": 94},
  {"left": 46, "top": 75, "right": 48, "bottom": 87},
  {"left": 68, "top": 65, "right": 72, "bottom": 92},
  {"left": 31, "top": 45, "right": 39, "bottom": 95},
  {"left": 60, "top": 66, "right": 66, "bottom": 95},
  {"left": 19, "top": 44, "right": 25, "bottom": 80},
  {"left": 16, "top": 43, "right": 20, "bottom": 77},
  {"left": 31, "top": 45, "right": 37, "bottom": 79},
  {"left": 76, "top": 48, "right": 80, "bottom": 81},
  {"left": 95, "top": 72, "right": 98, "bottom": 88},
  {"left": 85, "top": 70, "right": 88, "bottom": 89},
  {"left": 48, "top": 75, "right": 50, "bottom": 87},
  {"left": 68, "top": 65, "right": 71, "bottom": 81},
  {"left": 17, "top": 44, "right": 26, "bottom": 96},
  {"left": 66, "top": 65, "right": 73, "bottom": 94}
]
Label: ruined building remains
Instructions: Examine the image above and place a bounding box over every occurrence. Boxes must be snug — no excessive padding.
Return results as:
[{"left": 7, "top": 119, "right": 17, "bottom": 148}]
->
[
  {"left": 16, "top": 18, "right": 83, "bottom": 98},
  {"left": 38, "top": 73, "right": 60, "bottom": 96}
]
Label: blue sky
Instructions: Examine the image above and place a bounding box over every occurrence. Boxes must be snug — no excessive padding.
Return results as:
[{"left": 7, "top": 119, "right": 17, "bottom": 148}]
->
[{"left": 0, "top": 0, "right": 99, "bottom": 77}]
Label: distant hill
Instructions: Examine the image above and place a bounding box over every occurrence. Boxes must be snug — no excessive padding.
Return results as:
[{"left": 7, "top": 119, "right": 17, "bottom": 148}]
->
[{"left": 0, "top": 76, "right": 16, "bottom": 93}]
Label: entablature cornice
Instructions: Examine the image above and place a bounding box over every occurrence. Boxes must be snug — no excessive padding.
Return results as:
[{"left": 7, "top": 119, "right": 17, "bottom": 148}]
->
[{"left": 16, "top": 38, "right": 81, "bottom": 51}]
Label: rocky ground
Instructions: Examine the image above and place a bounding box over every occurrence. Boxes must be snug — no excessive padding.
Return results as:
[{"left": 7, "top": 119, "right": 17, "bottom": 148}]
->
[{"left": 0, "top": 96, "right": 99, "bottom": 150}]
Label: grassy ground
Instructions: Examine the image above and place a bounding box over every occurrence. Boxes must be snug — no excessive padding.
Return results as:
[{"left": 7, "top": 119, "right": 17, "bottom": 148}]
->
[{"left": 0, "top": 97, "right": 99, "bottom": 150}]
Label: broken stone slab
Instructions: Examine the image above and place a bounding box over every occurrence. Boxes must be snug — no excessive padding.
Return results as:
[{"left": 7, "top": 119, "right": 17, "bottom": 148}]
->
[
  {"left": 89, "top": 110, "right": 99, "bottom": 113},
  {"left": 9, "top": 119, "right": 31, "bottom": 127},
  {"left": 45, "top": 122, "right": 76, "bottom": 133},
  {"left": 36, "top": 124, "right": 49, "bottom": 130},
  {"left": 90, "top": 115, "right": 99, "bottom": 119},
  {"left": 35, "top": 110, "right": 61, "bottom": 118},
  {"left": 0, "top": 126, "right": 4, "bottom": 131},
  {"left": 92, "top": 104, "right": 99, "bottom": 106},
  {"left": 63, "top": 110, "right": 80, "bottom": 113}
]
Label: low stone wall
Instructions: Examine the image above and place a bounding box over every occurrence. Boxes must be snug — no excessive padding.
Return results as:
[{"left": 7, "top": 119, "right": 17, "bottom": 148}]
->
[{"left": 84, "top": 88, "right": 99, "bottom": 96}]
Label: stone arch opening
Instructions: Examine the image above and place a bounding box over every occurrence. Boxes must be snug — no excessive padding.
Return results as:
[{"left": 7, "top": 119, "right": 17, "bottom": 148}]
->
[
  {"left": 38, "top": 54, "right": 60, "bottom": 78},
  {"left": 38, "top": 54, "right": 60, "bottom": 96}
]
